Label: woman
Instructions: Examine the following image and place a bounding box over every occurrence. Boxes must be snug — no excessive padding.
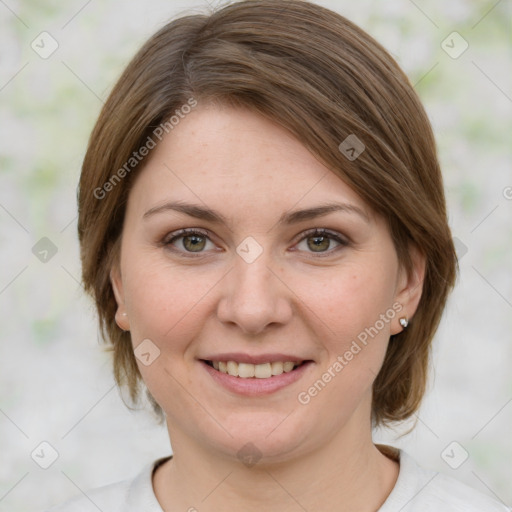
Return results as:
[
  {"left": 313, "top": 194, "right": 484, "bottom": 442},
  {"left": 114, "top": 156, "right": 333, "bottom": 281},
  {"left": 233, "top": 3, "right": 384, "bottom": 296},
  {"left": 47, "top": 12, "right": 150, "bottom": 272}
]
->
[{"left": 47, "top": 0, "right": 508, "bottom": 510}]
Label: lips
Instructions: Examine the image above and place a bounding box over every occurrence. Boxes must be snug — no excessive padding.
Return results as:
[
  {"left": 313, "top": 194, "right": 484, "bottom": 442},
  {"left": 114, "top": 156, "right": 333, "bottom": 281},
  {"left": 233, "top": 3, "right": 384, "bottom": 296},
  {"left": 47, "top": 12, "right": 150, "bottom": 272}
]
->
[
  {"left": 199, "top": 352, "right": 313, "bottom": 395},
  {"left": 201, "top": 358, "right": 313, "bottom": 396}
]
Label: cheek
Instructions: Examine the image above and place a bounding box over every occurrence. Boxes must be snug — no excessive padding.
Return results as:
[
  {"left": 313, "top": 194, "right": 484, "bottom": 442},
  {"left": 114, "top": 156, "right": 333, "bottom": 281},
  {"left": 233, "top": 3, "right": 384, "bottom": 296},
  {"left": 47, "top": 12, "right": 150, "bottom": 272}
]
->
[
  {"left": 295, "top": 258, "right": 398, "bottom": 408},
  {"left": 122, "top": 255, "right": 223, "bottom": 349},
  {"left": 301, "top": 260, "right": 397, "bottom": 343},
  {"left": 122, "top": 258, "right": 216, "bottom": 405},
  {"left": 292, "top": 264, "right": 397, "bottom": 423}
]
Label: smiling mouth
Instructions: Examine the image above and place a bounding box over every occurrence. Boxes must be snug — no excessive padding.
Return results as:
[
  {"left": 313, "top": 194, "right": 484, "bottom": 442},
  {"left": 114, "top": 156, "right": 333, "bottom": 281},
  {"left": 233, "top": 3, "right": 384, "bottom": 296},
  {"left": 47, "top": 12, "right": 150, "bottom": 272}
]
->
[{"left": 202, "top": 360, "right": 307, "bottom": 379}]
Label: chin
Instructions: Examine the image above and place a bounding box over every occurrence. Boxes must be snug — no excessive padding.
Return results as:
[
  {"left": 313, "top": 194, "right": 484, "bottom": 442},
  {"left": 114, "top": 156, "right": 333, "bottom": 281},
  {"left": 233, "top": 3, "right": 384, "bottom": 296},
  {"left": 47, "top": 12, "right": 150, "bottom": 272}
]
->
[{"left": 207, "top": 410, "right": 320, "bottom": 465}]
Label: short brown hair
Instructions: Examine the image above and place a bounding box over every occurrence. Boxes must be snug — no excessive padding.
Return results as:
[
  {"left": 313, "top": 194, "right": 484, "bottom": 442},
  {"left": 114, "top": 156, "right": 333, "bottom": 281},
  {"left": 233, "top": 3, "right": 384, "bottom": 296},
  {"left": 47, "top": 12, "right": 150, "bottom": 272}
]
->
[{"left": 78, "top": 0, "right": 457, "bottom": 427}]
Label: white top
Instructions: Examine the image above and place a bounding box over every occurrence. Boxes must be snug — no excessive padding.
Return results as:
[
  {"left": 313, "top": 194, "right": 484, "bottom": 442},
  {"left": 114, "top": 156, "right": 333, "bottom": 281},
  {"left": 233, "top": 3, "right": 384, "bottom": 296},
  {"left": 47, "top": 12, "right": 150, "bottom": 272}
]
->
[{"left": 45, "top": 448, "right": 510, "bottom": 511}]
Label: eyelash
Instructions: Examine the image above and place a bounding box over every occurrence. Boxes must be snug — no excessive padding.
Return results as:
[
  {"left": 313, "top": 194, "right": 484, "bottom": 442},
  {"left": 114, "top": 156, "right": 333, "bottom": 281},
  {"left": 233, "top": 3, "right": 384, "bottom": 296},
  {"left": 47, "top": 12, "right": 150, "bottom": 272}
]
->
[{"left": 161, "top": 228, "right": 348, "bottom": 258}]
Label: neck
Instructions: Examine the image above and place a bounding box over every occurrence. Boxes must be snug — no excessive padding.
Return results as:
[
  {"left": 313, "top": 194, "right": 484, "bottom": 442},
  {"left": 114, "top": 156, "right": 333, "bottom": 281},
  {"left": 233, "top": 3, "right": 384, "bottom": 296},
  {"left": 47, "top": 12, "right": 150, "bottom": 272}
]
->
[{"left": 153, "top": 407, "right": 399, "bottom": 511}]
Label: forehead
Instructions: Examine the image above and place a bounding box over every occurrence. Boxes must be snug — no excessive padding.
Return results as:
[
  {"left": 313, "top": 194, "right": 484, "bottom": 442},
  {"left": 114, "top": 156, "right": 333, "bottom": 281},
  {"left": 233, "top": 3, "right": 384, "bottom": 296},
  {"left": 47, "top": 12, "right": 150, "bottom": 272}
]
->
[{"left": 126, "top": 104, "right": 370, "bottom": 223}]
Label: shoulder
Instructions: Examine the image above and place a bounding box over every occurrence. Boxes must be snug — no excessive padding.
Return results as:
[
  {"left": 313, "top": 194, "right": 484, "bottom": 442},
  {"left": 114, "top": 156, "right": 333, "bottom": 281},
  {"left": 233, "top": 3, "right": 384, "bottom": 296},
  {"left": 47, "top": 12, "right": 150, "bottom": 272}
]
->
[
  {"left": 380, "top": 448, "right": 511, "bottom": 512},
  {"left": 44, "top": 458, "right": 168, "bottom": 512},
  {"left": 44, "top": 479, "right": 131, "bottom": 512},
  {"left": 418, "top": 470, "right": 510, "bottom": 511}
]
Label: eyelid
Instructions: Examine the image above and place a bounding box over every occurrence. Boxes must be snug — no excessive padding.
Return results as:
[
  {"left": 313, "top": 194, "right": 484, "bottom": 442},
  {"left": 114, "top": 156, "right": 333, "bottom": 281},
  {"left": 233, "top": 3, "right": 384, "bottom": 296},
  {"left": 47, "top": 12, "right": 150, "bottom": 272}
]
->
[
  {"left": 161, "top": 227, "right": 211, "bottom": 244},
  {"left": 294, "top": 227, "right": 349, "bottom": 244}
]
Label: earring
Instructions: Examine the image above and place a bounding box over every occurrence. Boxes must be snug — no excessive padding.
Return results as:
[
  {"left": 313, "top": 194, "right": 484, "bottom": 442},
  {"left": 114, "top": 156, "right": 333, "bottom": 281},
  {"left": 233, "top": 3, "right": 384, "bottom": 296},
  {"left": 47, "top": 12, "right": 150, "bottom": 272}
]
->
[
  {"left": 399, "top": 317, "right": 409, "bottom": 329},
  {"left": 115, "top": 312, "right": 129, "bottom": 331}
]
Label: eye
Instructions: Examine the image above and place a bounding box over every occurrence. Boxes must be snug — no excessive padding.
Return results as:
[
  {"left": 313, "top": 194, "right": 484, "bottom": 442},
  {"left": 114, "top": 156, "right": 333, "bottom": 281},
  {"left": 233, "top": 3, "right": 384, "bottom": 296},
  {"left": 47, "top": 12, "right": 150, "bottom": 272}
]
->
[
  {"left": 163, "top": 228, "right": 215, "bottom": 256},
  {"left": 162, "top": 227, "right": 348, "bottom": 258},
  {"left": 294, "top": 228, "right": 348, "bottom": 256}
]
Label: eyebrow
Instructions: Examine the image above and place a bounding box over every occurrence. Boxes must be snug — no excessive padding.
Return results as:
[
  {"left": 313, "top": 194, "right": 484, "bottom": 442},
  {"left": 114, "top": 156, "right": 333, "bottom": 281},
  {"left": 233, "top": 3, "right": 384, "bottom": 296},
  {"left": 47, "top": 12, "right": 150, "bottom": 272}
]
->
[{"left": 143, "top": 200, "right": 370, "bottom": 226}]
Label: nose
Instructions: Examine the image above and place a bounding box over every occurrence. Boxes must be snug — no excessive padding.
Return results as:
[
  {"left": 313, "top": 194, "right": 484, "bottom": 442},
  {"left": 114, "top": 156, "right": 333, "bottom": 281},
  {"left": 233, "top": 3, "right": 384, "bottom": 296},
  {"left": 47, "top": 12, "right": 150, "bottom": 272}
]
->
[{"left": 216, "top": 251, "right": 293, "bottom": 336}]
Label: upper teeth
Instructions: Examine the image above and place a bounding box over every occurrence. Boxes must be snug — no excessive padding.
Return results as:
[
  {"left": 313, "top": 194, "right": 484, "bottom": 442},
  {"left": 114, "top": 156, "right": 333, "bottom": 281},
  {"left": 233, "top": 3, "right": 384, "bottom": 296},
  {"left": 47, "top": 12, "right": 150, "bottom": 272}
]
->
[{"left": 212, "top": 361, "right": 298, "bottom": 378}]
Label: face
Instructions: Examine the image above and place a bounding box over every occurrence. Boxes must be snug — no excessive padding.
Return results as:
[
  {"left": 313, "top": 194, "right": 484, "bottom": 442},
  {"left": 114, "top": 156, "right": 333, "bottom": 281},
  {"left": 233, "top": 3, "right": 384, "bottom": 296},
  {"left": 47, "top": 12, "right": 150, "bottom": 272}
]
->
[{"left": 111, "top": 103, "right": 423, "bottom": 463}]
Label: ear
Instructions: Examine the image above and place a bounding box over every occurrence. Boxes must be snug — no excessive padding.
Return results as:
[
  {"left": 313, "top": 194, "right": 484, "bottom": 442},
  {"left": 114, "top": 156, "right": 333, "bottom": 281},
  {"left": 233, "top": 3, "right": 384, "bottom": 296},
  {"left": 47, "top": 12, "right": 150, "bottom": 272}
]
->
[
  {"left": 110, "top": 262, "right": 130, "bottom": 332},
  {"left": 391, "top": 244, "right": 426, "bottom": 335}
]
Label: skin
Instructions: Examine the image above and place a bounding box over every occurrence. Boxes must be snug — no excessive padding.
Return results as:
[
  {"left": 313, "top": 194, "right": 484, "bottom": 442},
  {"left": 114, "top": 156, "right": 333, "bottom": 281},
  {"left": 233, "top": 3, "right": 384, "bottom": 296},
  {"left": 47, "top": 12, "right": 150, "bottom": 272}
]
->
[{"left": 111, "top": 103, "right": 425, "bottom": 511}]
